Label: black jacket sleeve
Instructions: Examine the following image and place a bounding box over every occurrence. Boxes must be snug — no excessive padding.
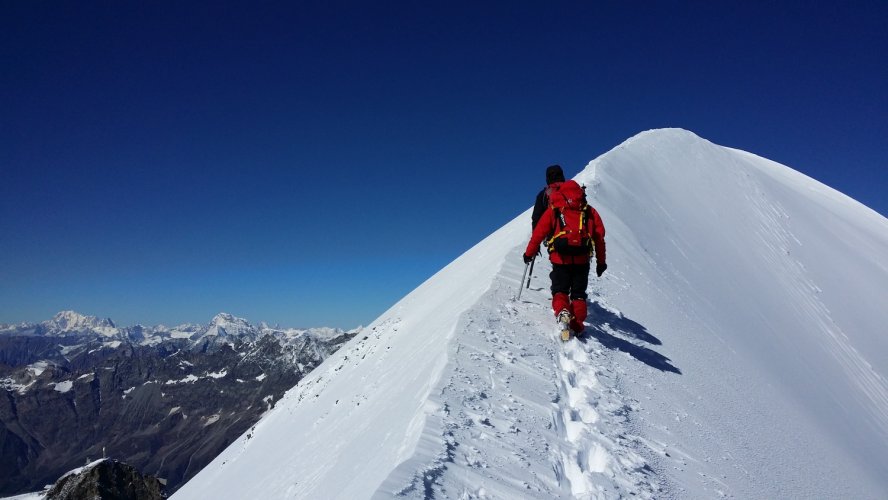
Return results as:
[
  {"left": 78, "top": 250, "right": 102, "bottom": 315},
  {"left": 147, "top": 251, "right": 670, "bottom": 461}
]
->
[{"left": 531, "top": 189, "right": 548, "bottom": 229}]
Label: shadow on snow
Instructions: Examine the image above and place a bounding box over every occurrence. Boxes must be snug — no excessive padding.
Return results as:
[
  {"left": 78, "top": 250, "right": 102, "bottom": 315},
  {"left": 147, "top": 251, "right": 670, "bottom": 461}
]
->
[{"left": 579, "top": 301, "right": 682, "bottom": 375}]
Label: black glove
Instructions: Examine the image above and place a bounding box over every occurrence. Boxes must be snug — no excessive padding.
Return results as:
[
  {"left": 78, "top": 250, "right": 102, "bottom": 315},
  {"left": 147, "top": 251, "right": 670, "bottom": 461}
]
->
[
  {"left": 523, "top": 253, "right": 534, "bottom": 264},
  {"left": 596, "top": 262, "right": 607, "bottom": 277}
]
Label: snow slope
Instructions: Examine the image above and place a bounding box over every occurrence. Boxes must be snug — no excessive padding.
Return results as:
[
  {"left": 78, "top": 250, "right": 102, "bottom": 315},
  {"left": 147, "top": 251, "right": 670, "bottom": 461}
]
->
[{"left": 173, "top": 129, "right": 888, "bottom": 499}]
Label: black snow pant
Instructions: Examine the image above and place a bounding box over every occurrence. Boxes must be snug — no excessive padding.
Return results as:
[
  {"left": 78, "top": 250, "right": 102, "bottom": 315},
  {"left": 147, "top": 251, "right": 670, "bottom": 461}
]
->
[{"left": 550, "top": 263, "right": 590, "bottom": 301}]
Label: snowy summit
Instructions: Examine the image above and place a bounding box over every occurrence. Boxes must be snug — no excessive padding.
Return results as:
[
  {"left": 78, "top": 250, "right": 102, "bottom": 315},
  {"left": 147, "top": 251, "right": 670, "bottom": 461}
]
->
[
  {"left": 201, "top": 313, "right": 256, "bottom": 339},
  {"left": 46, "top": 310, "right": 117, "bottom": 335},
  {"left": 173, "top": 129, "right": 888, "bottom": 499}
]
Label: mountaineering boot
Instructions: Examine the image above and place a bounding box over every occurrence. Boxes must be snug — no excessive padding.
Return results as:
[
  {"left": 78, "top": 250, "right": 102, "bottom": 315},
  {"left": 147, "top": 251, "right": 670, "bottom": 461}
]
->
[
  {"left": 569, "top": 319, "right": 584, "bottom": 337},
  {"left": 558, "top": 309, "right": 572, "bottom": 341},
  {"left": 570, "top": 298, "right": 587, "bottom": 336}
]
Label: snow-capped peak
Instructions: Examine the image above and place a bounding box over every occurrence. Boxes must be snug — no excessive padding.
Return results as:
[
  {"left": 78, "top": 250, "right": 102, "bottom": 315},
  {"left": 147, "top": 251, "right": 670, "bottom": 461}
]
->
[
  {"left": 48, "top": 310, "right": 115, "bottom": 330},
  {"left": 173, "top": 128, "right": 888, "bottom": 500},
  {"left": 202, "top": 312, "right": 255, "bottom": 338},
  {"left": 42, "top": 310, "right": 118, "bottom": 337}
]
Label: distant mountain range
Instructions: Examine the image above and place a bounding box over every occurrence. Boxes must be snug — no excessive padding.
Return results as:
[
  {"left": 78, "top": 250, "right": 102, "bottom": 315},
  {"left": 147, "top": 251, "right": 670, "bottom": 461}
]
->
[{"left": 0, "top": 311, "right": 359, "bottom": 496}]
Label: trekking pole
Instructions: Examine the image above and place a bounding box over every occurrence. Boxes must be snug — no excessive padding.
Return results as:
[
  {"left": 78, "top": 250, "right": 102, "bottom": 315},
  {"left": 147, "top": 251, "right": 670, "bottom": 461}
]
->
[
  {"left": 525, "top": 255, "right": 535, "bottom": 289},
  {"left": 517, "top": 261, "right": 530, "bottom": 300}
]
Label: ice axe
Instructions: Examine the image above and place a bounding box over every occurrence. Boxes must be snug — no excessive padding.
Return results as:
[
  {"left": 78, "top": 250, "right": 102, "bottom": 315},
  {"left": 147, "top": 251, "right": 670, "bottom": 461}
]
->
[
  {"left": 517, "top": 254, "right": 536, "bottom": 300},
  {"left": 517, "top": 259, "right": 531, "bottom": 300},
  {"left": 526, "top": 255, "right": 536, "bottom": 289}
]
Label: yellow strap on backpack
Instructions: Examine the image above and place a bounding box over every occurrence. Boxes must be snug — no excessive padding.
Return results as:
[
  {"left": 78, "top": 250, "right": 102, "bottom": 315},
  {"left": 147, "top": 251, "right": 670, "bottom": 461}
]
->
[{"left": 546, "top": 230, "right": 567, "bottom": 251}]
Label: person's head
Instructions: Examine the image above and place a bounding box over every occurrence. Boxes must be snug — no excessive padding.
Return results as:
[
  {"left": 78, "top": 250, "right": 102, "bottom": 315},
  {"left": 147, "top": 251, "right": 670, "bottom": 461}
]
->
[{"left": 546, "top": 165, "right": 565, "bottom": 185}]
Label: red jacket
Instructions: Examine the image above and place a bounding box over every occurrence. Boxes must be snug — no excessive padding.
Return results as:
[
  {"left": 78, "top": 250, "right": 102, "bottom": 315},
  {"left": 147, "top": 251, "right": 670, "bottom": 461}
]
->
[{"left": 525, "top": 205, "right": 606, "bottom": 265}]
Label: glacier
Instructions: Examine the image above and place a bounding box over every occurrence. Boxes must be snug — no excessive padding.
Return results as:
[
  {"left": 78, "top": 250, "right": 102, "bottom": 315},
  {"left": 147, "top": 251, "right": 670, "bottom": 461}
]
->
[{"left": 172, "top": 129, "right": 888, "bottom": 499}]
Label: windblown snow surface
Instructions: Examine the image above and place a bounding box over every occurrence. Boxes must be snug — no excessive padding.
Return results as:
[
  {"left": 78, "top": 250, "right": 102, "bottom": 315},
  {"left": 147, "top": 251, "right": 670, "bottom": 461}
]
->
[{"left": 173, "top": 129, "right": 888, "bottom": 499}]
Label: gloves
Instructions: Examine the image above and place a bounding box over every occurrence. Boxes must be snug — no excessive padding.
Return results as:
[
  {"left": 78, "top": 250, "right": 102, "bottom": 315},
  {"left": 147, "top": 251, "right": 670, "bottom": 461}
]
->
[
  {"left": 523, "top": 253, "right": 534, "bottom": 264},
  {"left": 596, "top": 262, "right": 607, "bottom": 277}
]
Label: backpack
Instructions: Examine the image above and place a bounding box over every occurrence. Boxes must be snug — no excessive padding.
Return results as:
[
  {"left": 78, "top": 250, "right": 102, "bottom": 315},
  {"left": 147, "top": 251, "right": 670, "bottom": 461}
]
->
[{"left": 545, "top": 180, "right": 593, "bottom": 256}]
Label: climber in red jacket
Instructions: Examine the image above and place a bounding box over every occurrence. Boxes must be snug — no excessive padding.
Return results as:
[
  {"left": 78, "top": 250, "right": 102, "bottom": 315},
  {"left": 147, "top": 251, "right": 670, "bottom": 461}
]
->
[{"left": 523, "top": 177, "right": 606, "bottom": 339}]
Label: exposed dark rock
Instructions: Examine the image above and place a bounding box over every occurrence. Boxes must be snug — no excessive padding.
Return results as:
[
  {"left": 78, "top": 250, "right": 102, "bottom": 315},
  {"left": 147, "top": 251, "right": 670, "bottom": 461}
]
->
[{"left": 45, "top": 459, "right": 166, "bottom": 500}]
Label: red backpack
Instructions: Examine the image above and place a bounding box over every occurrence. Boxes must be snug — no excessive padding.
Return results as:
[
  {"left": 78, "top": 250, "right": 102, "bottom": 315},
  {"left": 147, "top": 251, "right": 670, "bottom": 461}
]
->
[{"left": 545, "top": 180, "right": 592, "bottom": 256}]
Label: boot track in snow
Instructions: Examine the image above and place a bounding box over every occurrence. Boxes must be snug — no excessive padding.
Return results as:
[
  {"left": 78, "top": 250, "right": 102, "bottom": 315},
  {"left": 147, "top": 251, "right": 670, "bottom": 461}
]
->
[{"left": 380, "top": 247, "right": 667, "bottom": 499}]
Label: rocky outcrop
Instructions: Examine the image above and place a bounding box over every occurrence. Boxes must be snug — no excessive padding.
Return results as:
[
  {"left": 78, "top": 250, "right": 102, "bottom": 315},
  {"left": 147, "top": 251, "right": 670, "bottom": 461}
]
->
[{"left": 45, "top": 459, "right": 166, "bottom": 500}]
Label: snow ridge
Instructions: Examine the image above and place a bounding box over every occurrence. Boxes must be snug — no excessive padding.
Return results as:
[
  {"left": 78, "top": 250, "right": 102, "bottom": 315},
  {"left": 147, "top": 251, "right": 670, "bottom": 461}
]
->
[
  {"left": 376, "top": 249, "right": 660, "bottom": 499},
  {"left": 173, "top": 128, "right": 888, "bottom": 499}
]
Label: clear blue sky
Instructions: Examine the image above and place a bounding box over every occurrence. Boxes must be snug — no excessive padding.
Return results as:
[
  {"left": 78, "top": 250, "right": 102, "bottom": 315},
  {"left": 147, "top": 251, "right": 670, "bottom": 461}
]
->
[{"left": 2, "top": 1, "right": 885, "bottom": 329}]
